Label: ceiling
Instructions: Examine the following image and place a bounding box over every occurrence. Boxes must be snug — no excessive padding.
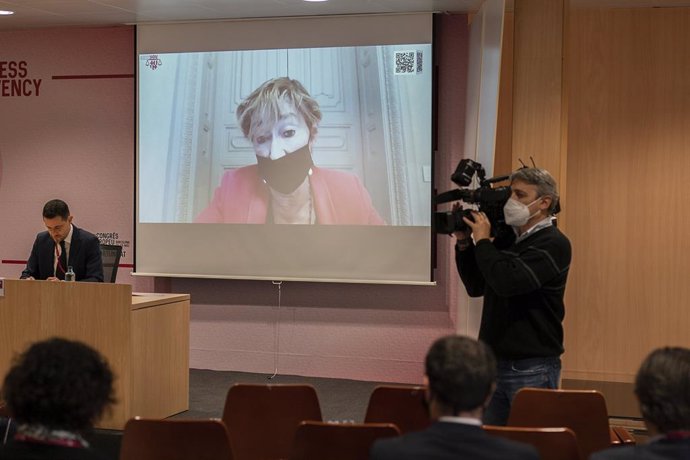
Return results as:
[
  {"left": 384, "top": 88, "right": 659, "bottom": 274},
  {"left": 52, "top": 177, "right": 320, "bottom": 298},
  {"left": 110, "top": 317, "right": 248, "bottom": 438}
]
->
[
  {"left": 0, "top": 0, "right": 481, "bottom": 30},
  {"left": 0, "top": 0, "right": 689, "bottom": 31}
]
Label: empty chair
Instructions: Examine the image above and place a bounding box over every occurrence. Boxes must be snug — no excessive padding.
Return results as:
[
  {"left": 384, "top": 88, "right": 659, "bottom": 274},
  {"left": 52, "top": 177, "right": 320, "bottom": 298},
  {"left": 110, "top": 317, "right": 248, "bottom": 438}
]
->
[
  {"left": 364, "top": 385, "right": 431, "bottom": 434},
  {"left": 484, "top": 425, "right": 581, "bottom": 460},
  {"left": 507, "top": 388, "right": 635, "bottom": 459},
  {"left": 222, "top": 383, "right": 322, "bottom": 460},
  {"left": 289, "top": 421, "right": 400, "bottom": 460},
  {"left": 119, "top": 418, "right": 234, "bottom": 460},
  {"left": 100, "top": 244, "right": 123, "bottom": 283}
]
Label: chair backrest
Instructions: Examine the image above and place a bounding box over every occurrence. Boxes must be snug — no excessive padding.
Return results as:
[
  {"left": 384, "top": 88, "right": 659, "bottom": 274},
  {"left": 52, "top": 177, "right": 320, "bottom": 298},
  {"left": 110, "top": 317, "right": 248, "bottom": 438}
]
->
[
  {"left": 289, "top": 421, "right": 400, "bottom": 460},
  {"left": 119, "top": 418, "right": 234, "bottom": 460},
  {"left": 222, "top": 383, "right": 322, "bottom": 460},
  {"left": 507, "top": 388, "right": 612, "bottom": 459},
  {"left": 100, "top": 244, "right": 122, "bottom": 283},
  {"left": 484, "top": 425, "right": 582, "bottom": 460},
  {"left": 364, "top": 385, "right": 431, "bottom": 434}
]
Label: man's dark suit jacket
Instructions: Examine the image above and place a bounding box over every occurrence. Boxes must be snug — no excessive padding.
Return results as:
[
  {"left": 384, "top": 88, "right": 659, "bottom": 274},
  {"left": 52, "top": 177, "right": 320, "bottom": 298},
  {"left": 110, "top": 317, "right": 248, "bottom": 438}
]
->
[
  {"left": 20, "top": 225, "right": 104, "bottom": 282},
  {"left": 369, "top": 421, "right": 539, "bottom": 460},
  {"left": 590, "top": 438, "right": 690, "bottom": 460}
]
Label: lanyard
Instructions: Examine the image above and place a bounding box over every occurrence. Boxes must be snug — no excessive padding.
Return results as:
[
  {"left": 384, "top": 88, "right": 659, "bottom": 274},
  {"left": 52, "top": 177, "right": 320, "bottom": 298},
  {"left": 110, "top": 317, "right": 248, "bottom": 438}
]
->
[{"left": 14, "top": 433, "right": 87, "bottom": 448}]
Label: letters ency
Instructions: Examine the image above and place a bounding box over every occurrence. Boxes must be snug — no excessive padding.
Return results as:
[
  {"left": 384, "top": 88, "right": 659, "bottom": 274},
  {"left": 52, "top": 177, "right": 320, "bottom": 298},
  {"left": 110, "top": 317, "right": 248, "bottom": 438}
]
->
[{"left": 0, "top": 61, "right": 42, "bottom": 97}]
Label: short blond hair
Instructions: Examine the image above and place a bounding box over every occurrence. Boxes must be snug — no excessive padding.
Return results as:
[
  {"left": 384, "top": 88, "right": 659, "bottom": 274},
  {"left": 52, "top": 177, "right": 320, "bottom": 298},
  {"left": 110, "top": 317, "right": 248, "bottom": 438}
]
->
[{"left": 236, "top": 77, "right": 322, "bottom": 143}]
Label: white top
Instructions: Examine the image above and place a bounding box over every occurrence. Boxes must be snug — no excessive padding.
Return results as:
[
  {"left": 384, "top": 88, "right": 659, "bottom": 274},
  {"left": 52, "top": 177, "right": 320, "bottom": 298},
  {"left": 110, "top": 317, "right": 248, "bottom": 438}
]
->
[{"left": 438, "top": 416, "right": 482, "bottom": 426}]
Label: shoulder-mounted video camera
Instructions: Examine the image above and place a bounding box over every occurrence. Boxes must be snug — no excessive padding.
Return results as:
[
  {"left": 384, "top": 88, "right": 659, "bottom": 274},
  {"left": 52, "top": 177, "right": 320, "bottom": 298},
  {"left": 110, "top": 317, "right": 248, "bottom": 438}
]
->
[{"left": 434, "top": 159, "right": 511, "bottom": 235}]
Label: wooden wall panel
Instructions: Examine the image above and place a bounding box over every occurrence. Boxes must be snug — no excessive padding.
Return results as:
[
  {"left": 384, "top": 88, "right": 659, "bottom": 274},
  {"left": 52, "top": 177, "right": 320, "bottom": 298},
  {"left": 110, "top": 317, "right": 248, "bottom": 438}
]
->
[
  {"left": 563, "top": 8, "right": 690, "bottom": 382},
  {"left": 512, "top": 0, "right": 567, "bottom": 182},
  {"left": 494, "top": 12, "right": 514, "bottom": 177}
]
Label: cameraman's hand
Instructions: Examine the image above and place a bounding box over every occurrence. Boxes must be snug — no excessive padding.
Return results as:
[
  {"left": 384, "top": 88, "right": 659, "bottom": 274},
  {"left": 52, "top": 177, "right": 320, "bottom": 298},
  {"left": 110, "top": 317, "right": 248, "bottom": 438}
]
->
[
  {"left": 451, "top": 203, "right": 471, "bottom": 241},
  {"left": 463, "top": 211, "right": 491, "bottom": 242}
]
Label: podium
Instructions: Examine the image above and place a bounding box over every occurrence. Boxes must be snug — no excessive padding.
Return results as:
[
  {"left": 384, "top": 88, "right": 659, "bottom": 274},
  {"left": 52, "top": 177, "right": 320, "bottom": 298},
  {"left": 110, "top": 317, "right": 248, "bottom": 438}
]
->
[{"left": 0, "top": 279, "right": 190, "bottom": 429}]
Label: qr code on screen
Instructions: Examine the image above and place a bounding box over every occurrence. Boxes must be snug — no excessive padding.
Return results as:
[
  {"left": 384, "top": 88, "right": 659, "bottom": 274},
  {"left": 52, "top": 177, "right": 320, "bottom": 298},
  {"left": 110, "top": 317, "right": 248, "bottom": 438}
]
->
[{"left": 394, "top": 50, "right": 423, "bottom": 75}]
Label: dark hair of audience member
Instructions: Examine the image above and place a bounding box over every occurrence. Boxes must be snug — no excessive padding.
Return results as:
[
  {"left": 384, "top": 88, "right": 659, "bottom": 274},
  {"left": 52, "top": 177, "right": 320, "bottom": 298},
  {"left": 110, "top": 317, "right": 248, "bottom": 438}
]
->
[
  {"left": 2, "top": 337, "right": 116, "bottom": 432},
  {"left": 425, "top": 335, "right": 497, "bottom": 414},
  {"left": 42, "top": 199, "right": 70, "bottom": 220},
  {"left": 635, "top": 346, "right": 690, "bottom": 434}
]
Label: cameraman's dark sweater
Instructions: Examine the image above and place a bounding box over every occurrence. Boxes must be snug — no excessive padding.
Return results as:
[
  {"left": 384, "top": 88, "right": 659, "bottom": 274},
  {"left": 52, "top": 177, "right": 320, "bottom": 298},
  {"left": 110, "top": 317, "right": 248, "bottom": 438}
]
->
[{"left": 455, "top": 225, "right": 571, "bottom": 360}]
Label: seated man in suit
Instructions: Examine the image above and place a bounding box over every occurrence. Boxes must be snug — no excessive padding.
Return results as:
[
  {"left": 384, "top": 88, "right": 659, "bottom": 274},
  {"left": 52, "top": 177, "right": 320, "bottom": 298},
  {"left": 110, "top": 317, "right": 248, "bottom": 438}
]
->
[
  {"left": 591, "top": 347, "right": 690, "bottom": 460},
  {"left": 370, "top": 335, "right": 539, "bottom": 460},
  {"left": 20, "top": 199, "right": 104, "bottom": 282}
]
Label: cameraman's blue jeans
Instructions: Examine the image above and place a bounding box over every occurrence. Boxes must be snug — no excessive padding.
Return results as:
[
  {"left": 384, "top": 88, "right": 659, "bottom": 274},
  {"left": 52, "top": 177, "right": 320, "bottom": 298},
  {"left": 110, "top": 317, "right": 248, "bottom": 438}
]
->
[{"left": 483, "top": 356, "right": 561, "bottom": 426}]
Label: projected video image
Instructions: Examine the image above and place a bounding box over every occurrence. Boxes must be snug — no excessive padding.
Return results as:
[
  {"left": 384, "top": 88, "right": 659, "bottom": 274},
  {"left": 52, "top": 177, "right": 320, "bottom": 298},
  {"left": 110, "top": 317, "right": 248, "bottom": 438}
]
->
[{"left": 139, "top": 45, "right": 432, "bottom": 226}]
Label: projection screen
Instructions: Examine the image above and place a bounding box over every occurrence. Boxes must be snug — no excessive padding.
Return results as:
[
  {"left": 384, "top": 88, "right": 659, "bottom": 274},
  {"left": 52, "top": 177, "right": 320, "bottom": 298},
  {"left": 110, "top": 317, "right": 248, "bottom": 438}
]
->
[{"left": 135, "top": 13, "right": 434, "bottom": 284}]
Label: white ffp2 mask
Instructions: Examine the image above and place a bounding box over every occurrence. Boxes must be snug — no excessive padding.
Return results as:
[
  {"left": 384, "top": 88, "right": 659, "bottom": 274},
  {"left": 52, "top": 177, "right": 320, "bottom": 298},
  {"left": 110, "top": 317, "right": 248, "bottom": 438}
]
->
[{"left": 503, "top": 197, "right": 540, "bottom": 227}]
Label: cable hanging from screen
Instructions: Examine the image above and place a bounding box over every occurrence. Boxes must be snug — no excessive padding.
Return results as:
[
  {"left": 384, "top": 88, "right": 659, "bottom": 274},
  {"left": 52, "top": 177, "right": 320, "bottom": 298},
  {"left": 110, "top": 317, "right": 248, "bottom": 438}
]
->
[{"left": 268, "top": 280, "right": 282, "bottom": 380}]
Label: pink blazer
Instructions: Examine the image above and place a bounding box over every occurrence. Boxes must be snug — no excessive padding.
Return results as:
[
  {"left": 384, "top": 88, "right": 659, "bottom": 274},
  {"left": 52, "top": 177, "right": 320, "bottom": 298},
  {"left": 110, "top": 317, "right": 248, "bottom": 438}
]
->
[{"left": 195, "top": 165, "right": 385, "bottom": 225}]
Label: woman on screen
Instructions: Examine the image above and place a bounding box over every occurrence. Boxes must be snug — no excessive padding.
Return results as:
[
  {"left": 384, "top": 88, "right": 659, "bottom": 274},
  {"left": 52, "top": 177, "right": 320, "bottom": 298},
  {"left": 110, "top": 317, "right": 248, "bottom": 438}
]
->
[{"left": 195, "top": 77, "right": 385, "bottom": 225}]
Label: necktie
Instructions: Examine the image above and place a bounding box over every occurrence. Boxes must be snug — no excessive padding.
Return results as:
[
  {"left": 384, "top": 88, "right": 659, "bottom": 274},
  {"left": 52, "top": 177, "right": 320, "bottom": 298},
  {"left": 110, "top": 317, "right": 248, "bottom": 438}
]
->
[{"left": 56, "top": 241, "right": 68, "bottom": 280}]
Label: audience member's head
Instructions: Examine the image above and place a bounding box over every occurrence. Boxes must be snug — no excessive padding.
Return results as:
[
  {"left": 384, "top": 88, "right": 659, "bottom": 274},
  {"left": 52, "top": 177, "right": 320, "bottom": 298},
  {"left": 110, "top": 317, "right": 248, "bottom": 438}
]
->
[
  {"left": 2, "top": 337, "right": 115, "bottom": 432},
  {"left": 635, "top": 346, "right": 690, "bottom": 435},
  {"left": 424, "top": 335, "right": 497, "bottom": 418}
]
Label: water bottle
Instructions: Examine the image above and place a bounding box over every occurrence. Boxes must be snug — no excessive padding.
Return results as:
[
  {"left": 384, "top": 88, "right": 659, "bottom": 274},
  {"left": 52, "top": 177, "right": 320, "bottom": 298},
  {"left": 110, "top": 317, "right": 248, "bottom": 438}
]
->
[{"left": 65, "top": 266, "right": 75, "bottom": 282}]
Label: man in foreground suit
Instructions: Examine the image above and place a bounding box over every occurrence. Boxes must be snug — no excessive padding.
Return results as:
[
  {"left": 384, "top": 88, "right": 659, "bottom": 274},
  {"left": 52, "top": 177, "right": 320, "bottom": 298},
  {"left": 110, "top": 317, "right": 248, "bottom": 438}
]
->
[
  {"left": 20, "top": 199, "right": 104, "bottom": 282},
  {"left": 370, "top": 335, "right": 539, "bottom": 460},
  {"left": 591, "top": 347, "right": 690, "bottom": 460}
]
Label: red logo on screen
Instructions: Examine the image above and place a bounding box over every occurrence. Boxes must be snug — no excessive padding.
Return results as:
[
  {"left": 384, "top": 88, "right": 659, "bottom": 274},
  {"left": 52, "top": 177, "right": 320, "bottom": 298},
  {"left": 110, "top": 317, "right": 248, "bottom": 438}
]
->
[{"left": 145, "top": 55, "right": 162, "bottom": 70}]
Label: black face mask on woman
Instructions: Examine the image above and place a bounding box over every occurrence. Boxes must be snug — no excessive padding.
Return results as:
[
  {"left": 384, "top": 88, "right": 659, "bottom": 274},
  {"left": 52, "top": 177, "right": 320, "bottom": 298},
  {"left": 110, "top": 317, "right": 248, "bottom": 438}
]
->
[{"left": 256, "top": 144, "right": 314, "bottom": 194}]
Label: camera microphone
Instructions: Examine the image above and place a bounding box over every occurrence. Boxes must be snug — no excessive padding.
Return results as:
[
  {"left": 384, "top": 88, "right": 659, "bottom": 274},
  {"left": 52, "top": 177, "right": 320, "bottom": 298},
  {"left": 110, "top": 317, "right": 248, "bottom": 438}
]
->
[{"left": 434, "top": 189, "right": 465, "bottom": 204}]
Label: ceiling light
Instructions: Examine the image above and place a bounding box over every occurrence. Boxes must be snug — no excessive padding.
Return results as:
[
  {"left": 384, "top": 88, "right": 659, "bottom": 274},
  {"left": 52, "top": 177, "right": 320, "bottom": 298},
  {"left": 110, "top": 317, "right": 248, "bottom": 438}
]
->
[
  {"left": 0, "top": 10, "right": 15, "bottom": 15},
  {"left": 303, "top": 0, "right": 329, "bottom": 2}
]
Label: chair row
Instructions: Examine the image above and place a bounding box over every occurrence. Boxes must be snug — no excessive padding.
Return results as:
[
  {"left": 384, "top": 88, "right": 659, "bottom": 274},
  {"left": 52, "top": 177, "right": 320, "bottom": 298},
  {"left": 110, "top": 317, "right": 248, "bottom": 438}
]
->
[
  {"left": 120, "top": 383, "right": 636, "bottom": 460},
  {"left": 221, "top": 383, "right": 429, "bottom": 459},
  {"left": 361, "top": 384, "right": 634, "bottom": 460},
  {"left": 121, "top": 418, "right": 582, "bottom": 460},
  {"left": 120, "top": 418, "right": 400, "bottom": 460},
  {"left": 120, "top": 383, "right": 427, "bottom": 460},
  {"left": 364, "top": 385, "right": 634, "bottom": 460}
]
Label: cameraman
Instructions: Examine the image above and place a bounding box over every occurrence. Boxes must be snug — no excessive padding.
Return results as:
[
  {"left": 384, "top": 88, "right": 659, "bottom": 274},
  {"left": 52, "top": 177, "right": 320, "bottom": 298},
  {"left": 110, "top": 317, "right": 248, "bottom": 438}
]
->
[{"left": 454, "top": 167, "right": 571, "bottom": 426}]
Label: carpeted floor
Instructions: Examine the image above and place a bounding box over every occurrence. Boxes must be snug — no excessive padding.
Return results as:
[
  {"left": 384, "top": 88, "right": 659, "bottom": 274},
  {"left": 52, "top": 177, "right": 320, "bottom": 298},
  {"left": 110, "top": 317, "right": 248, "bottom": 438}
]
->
[{"left": 171, "top": 368, "right": 387, "bottom": 422}]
